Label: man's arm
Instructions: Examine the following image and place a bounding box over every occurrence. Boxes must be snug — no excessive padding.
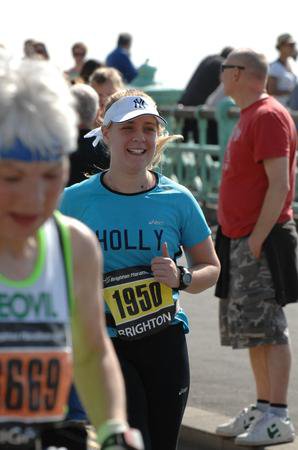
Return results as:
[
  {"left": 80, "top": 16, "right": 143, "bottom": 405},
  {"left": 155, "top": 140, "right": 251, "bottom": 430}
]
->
[{"left": 249, "top": 156, "right": 289, "bottom": 258}]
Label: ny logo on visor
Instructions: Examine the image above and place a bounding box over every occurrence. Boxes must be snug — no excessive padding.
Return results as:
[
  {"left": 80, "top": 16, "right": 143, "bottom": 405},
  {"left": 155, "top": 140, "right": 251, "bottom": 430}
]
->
[{"left": 133, "top": 98, "right": 146, "bottom": 109}]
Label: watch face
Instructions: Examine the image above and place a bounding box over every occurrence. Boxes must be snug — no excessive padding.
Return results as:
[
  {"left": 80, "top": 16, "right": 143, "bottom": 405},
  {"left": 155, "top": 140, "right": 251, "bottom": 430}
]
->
[{"left": 183, "top": 272, "right": 192, "bottom": 285}]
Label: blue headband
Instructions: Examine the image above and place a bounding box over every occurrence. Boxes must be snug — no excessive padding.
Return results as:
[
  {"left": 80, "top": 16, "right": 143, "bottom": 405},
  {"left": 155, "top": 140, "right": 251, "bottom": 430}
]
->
[{"left": 0, "top": 139, "right": 63, "bottom": 162}]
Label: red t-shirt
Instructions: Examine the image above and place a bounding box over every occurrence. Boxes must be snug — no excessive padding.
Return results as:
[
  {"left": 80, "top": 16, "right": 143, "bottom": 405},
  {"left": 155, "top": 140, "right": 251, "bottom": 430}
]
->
[{"left": 218, "top": 96, "right": 297, "bottom": 238}]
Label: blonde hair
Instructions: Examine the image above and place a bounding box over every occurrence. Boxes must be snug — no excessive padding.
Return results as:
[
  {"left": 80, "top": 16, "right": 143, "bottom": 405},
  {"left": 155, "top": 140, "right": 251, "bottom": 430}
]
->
[
  {"left": 104, "top": 88, "right": 182, "bottom": 168},
  {"left": 90, "top": 67, "right": 124, "bottom": 90}
]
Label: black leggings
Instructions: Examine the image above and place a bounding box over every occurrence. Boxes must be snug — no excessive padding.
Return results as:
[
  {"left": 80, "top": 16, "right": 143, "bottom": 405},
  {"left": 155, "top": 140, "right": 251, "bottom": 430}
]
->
[{"left": 112, "top": 324, "right": 190, "bottom": 450}]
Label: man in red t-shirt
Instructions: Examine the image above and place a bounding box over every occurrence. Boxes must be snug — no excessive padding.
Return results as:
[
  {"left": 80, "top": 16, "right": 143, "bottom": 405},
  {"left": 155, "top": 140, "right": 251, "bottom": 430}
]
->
[{"left": 215, "top": 49, "right": 297, "bottom": 446}]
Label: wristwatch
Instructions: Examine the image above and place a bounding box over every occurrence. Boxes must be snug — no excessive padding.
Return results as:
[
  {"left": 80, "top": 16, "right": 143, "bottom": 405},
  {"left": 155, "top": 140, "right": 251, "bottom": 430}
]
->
[{"left": 177, "top": 266, "right": 192, "bottom": 290}]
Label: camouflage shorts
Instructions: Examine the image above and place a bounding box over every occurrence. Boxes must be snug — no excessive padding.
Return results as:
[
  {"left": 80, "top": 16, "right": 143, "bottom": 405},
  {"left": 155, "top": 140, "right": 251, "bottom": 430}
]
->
[{"left": 219, "top": 236, "right": 289, "bottom": 349}]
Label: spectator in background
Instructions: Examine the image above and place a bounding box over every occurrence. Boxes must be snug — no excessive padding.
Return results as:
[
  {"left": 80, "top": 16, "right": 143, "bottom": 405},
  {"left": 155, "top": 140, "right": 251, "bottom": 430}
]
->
[
  {"left": 90, "top": 67, "right": 124, "bottom": 119},
  {"left": 23, "top": 39, "right": 49, "bottom": 60},
  {"left": 206, "top": 71, "right": 237, "bottom": 152},
  {"left": 66, "top": 42, "right": 88, "bottom": 84},
  {"left": 288, "top": 83, "right": 298, "bottom": 131},
  {"left": 106, "top": 33, "right": 138, "bottom": 84},
  {"left": 79, "top": 58, "right": 104, "bottom": 83},
  {"left": 215, "top": 48, "right": 297, "bottom": 447},
  {"left": 23, "top": 38, "right": 36, "bottom": 58},
  {"left": 33, "top": 41, "right": 50, "bottom": 60},
  {"left": 68, "top": 83, "right": 110, "bottom": 185},
  {"left": 179, "top": 47, "right": 233, "bottom": 143},
  {"left": 67, "top": 67, "right": 125, "bottom": 187},
  {"left": 267, "top": 33, "right": 298, "bottom": 106},
  {"left": 289, "top": 83, "right": 298, "bottom": 110}
]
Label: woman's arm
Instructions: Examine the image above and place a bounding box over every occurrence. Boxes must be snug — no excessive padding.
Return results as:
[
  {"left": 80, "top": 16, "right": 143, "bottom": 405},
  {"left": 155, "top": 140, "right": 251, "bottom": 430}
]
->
[
  {"left": 183, "top": 235, "right": 221, "bottom": 294},
  {"left": 151, "top": 236, "right": 220, "bottom": 294}
]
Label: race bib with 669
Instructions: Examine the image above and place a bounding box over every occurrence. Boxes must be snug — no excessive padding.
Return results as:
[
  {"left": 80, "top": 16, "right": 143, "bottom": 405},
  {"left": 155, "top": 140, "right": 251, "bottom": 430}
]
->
[
  {"left": 0, "top": 348, "right": 72, "bottom": 423},
  {"left": 104, "top": 266, "right": 176, "bottom": 340}
]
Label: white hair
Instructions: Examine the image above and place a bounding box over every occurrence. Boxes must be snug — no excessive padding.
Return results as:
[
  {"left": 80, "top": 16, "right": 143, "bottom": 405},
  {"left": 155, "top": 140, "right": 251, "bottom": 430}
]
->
[
  {"left": 0, "top": 50, "right": 78, "bottom": 156},
  {"left": 71, "top": 83, "right": 99, "bottom": 129}
]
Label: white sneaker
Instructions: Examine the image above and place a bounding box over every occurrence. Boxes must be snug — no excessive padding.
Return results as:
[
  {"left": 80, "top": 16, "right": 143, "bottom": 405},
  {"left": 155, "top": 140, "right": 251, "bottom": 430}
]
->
[
  {"left": 215, "top": 405, "right": 263, "bottom": 437},
  {"left": 235, "top": 412, "right": 295, "bottom": 446}
]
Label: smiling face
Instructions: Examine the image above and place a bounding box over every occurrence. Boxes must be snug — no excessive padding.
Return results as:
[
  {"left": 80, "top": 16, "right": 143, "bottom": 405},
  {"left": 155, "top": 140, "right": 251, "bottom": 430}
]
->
[
  {"left": 103, "top": 115, "right": 159, "bottom": 174},
  {"left": 0, "top": 158, "right": 69, "bottom": 241}
]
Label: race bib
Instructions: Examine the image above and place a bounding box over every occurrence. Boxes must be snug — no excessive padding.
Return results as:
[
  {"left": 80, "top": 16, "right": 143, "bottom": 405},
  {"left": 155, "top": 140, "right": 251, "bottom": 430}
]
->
[
  {"left": 0, "top": 349, "right": 72, "bottom": 423},
  {"left": 104, "top": 266, "right": 176, "bottom": 340}
]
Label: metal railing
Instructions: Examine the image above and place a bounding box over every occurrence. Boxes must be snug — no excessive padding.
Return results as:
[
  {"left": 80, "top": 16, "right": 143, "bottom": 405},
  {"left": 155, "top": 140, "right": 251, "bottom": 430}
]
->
[{"left": 158, "top": 104, "right": 298, "bottom": 214}]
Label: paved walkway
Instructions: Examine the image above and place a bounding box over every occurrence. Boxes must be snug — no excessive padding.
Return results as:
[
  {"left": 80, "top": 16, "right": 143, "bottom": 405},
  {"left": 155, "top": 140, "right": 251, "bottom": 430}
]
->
[
  {"left": 178, "top": 406, "right": 297, "bottom": 449},
  {"left": 180, "top": 286, "right": 298, "bottom": 431},
  {"left": 177, "top": 279, "right": 298, "bottom": 449}
]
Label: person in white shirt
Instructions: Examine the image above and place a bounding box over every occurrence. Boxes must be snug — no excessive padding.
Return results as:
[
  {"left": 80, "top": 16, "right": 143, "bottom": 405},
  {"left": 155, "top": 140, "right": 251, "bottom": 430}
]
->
[{"left": 267, "top": 33, "right": 297, "bottom": 106}]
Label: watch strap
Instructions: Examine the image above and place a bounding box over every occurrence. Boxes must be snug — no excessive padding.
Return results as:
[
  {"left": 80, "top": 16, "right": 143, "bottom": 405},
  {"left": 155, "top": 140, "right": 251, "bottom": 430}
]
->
[{"left": 177, "top": 265, "right": 189, "bottom": 290}]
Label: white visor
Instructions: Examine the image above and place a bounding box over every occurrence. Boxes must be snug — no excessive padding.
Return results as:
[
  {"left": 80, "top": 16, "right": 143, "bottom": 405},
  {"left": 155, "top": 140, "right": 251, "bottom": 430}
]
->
[{"left": 103, "top": 96, "right": 167, "bottom": 127}]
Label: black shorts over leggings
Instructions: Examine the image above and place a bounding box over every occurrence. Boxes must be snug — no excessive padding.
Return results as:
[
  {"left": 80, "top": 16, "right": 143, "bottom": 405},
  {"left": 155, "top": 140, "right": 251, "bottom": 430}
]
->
[{"left": 112, "top": 323, "right": 190, "bottom": 450}]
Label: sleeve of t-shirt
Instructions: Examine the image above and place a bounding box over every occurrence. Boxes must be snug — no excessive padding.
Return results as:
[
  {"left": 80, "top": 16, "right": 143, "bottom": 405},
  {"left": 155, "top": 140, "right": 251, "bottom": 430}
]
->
[
  {"left": 252, "top": 112, "right": 290, "bottom": 162},
  {"left": 268, "top": 62, "right": 280, "bottom": 78},
  {"left": 59, "top": 186, "right": 92, "bottom": 223},
  {"left": 59, "top": 189, "right": 77, "bottom": 218},
  {"left": 180, "top": 192, "right": 211, "bottom": 248}
]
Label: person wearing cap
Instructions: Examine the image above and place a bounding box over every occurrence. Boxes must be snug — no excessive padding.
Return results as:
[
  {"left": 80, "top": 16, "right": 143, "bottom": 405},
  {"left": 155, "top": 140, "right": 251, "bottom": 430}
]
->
[
  {"left": 60, "top": 88, "right": 220, "bottom": 450},
  {"left": 0, "top": 52, "right": 144, "bottom": 450},
  {"left": 267, "top": 33, "right": 298, "bottom": 106}
]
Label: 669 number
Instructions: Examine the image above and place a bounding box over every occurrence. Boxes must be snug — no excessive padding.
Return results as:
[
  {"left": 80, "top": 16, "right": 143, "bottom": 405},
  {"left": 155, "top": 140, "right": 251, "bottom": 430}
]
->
[{"left": 0, "top": 358, "right": 60, "bottom": 411}]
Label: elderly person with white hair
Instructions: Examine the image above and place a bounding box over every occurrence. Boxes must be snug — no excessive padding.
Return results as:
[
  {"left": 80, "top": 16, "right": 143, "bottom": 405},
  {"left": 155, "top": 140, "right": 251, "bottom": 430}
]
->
[
  {"left": 0, "top": 51, "right": 143, "bottom": 450},
  {"left": 67, "top": 83, "right": 110, "bottom": 186}
]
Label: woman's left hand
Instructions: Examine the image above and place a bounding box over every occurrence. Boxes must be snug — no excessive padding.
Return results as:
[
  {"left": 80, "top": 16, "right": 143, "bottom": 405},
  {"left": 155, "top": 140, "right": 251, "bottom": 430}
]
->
[{"left": 151, "top": 242, "right": 180, "bottom": 288}]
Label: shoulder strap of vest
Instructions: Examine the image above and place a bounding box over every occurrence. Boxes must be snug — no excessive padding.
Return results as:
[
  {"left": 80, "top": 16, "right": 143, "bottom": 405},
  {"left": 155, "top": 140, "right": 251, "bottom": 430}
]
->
[{"left": 52, "top": 210, "right": 75, "bottom": 315}]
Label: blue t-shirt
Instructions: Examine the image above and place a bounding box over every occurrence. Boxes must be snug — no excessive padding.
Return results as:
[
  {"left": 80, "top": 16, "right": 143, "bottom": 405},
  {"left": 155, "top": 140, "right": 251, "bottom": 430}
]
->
[{"left": 60, "top": 171, "right": 211, "bottom": 336}]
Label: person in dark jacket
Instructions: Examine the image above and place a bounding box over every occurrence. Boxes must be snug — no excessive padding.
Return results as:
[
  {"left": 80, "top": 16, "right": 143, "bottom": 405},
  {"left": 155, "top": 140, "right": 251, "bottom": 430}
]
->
[
  {"left": 68, "top": 83, "right": 109, "bottom": 186},
  {"left": 179, "top": 47, "right": 233, "bottom": 143},
  {"left": 106, "top": 33, "right": 138, "bottom": 84}
]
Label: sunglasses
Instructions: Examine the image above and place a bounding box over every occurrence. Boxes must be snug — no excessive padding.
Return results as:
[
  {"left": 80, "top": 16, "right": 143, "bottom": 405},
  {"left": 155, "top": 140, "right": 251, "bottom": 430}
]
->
[
  {"left": 73, "top": 52, "right": 85, "bottom": 57},
  {"left": 221, "top": 64, "right": 245, "bottom": 72}
]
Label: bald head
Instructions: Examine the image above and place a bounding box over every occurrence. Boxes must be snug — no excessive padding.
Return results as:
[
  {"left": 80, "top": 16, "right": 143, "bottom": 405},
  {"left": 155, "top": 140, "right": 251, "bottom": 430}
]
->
[
  {"left": 227, "top": 49, "right": 268, "bottom": 82},
  {"left": 222, "top": 48, "right": 269, "bottom": 108}
]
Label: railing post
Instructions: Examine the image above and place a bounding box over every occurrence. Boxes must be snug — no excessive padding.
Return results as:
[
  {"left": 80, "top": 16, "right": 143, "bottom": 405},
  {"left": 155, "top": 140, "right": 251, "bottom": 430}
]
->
[{"left": 215, "top": 97, "right": 238, "bottom": 163}]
